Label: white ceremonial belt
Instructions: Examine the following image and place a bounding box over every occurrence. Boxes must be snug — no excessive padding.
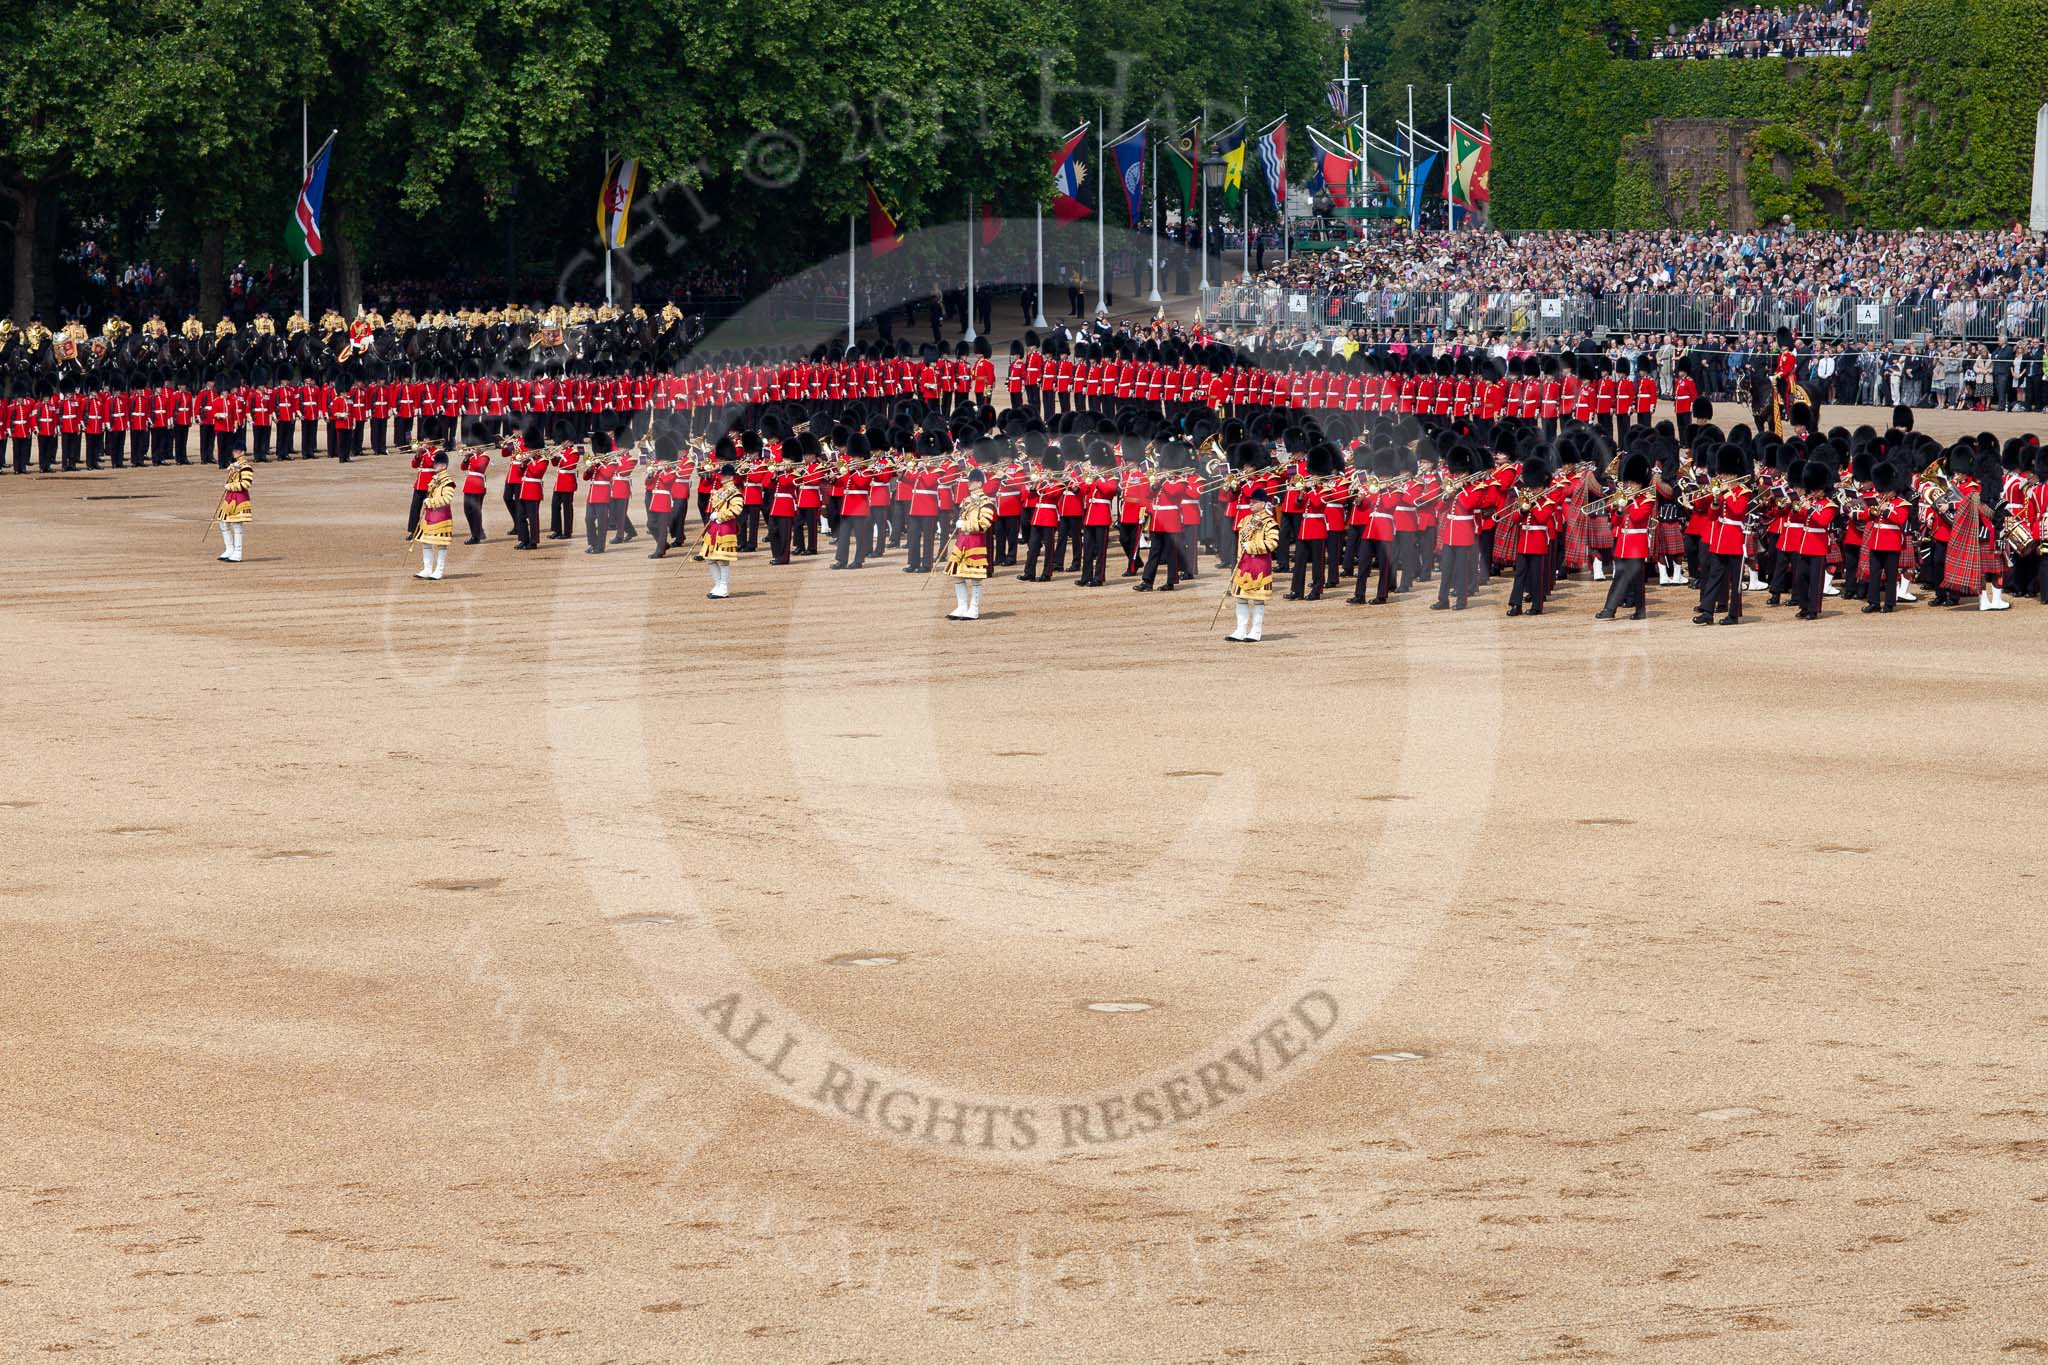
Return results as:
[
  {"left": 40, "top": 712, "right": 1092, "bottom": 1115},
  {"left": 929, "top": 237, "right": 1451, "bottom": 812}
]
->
[{"left": 1717, "top": 517, "right": 1746, "bottom": 528}]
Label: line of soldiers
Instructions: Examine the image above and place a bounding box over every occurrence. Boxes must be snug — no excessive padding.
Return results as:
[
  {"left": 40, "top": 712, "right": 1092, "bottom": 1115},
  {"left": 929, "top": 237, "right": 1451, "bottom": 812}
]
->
[
  {"left": 338, "top": 376, "right": 2044, "bottom": 630},
  {"left": 12, "top": 303, "right": 1737, "bottom": 480}
]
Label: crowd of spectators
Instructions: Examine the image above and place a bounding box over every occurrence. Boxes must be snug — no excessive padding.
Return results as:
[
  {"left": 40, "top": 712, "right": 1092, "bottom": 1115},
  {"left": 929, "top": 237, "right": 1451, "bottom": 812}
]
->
[
  {"left": 1208, "top": 320, "right": 2048, "bottom": 414},
  {"left": 1647, "top": 0, "right": 1869, "bottom": 60},
  {"left": 1222, "top": 223, "right": 2048, "bottom": 312}
]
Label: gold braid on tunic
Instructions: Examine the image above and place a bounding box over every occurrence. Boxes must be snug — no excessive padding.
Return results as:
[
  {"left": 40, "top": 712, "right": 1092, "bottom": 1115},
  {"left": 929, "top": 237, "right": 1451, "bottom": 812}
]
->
[
  {"left": 944, "top": 492, "right": 995, "bottom": 579},
  {"left": 413, "top": 471, "right": 458, "bottom": 544},
  {"left": 697, "top": 487, "right": 745, "bottom": 562},
  {"left": 214, "top": 462, "right": 253, "bottom": 523},
  {"left": 1230, "top": 507, "right": 1280, "bottom": 602}
]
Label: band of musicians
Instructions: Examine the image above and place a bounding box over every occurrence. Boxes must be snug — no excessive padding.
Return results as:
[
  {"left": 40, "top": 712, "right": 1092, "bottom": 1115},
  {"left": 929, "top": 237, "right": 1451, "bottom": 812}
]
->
[{"left": 41, "top": 305, "right": 2033, "bottom": 623}]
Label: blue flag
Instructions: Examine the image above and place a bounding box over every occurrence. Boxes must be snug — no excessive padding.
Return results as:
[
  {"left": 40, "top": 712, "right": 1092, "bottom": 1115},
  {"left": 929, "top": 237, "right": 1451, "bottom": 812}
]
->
[
  {"left": 1109, "top": 128, "right": 1145, "bottom": 227},
  {"left": 1410, "top": 152, "right": 1437, "bottom": 229}
]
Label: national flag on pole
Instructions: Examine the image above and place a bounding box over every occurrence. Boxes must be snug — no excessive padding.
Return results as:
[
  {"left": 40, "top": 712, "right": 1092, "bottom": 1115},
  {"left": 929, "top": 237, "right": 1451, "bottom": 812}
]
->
[
  {"left": 1448, "top": 116, "right": 1492, "bottom": 207},
  {"left": 1051, "top": 124, "right": 1092, "bottom": 222},
  {"left": 1307, "top": 128, "right": 1356, "bottom": 208},
  {"left": 1326, "top": 81, "right": 1350, "bottom": 120},
  {"left": 1253, "top": 119, "right": 1286, "bottom": 213},
  {"left": 289, "top": 131, "right": 337, "bottom": 262},
  {"left": 1109, "top": 125, "right": 1146, "bottom": 227},
  {"left": 1209, "top": 120, "right": 1247, "bottom": 216},
  {"left": 1363, "top": 141, "right": 1400, "bottom": 195},
  {"left": 1161, "top": 123, "right": 1200, "bottom": 212},
  {"left": 980, "top": 202, "right": 1003, "bottom": 246},
  {"left": 597, "top": 155, "right": 639, "bottom": 249},
  {"left": 866, "top": 181, "right": 905, "bottom": 256},
  {"left": 1411, "top": 151, "right": 1438, "bottom": 224}
]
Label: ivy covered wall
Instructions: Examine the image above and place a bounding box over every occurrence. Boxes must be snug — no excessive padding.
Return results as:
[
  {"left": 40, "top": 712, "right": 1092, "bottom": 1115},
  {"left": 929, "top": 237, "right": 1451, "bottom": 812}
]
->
[{"left": 1490, "top": 0, "right": 2048, "bottom": 229}]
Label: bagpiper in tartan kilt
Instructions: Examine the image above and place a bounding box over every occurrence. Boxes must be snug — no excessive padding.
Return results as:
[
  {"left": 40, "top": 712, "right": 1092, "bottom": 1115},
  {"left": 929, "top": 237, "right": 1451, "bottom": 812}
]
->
[
  {"left": 1563, "top": 490, "right": 1594, "bottom": 570},
  {"left": 1493, "top": 505, "right": 1522, "bottom": 568},
  {"left": 1941, "top": 499, "right": 2005, "bottom": 595}
]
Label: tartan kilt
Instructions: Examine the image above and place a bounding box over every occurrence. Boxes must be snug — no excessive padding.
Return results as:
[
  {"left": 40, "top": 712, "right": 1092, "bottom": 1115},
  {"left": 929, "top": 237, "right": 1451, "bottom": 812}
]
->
[
  {"left": 1825, "top": 532, "right": 1844, "bottom": 570},
  {"left": 1855, "top": 539, "right": 1873, "bottom": 582},
  {"left": 1653, "top": 521, "right": 1686, "bottom": 558},
  {"left": 1492, "top": 509, "right": 1522, "bottom": 566},
  {"left": 1941, "top": 504, "right": 2003, "bottom": 593},
  {"left": 1564, "top": 504, "right": 1592, "bottom": 570},
  {"left": 1588, "top": 514, "right": 1615, "bottom": 551}
]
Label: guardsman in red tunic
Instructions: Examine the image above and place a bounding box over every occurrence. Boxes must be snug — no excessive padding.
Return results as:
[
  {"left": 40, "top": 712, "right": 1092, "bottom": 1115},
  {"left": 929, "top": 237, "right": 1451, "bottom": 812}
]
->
[
  {"left": 903, "top": 434, "right": 944, "bottom": 573},
  {"left": 82, "top": 381, "right": 106, "bottom": 470},
  {"left": 791, "top": 440, "right": 821, "bottom": 556},
  {"left": 1020, "top": 446, "right": 1063, "bottom": 581},
  {"left": 973, "top": 349, "right": 995, "bottom": 411},
  {"left": 8, "top": 391, "right": 30, "bottom": 474},
  {"left": 831, "top": 433, "right": 873, "bottom": 569},
  {"left": 55, "top": 382, "right": 83, "bottom": 470},
  {"left": 517, "top": 441, "right": 549, "bottom": 549},
  {"left": 1852, "top": 458, "right": 1906, "bottom": 615},
  {"left": 406, "top": 443, "right": 438, "bottom": 538},
  {"left": 1117, "top": 457, "right": 1150, "bottom": 577},
  {"left": 766, "top": 446, "right": 799, "bottom": 565},
  {"left": 1789, "top": 458, "right": 1838, "bottom": 620},
  {"left": 498, "top": 441, "right": 524, "bottom": 538},
  {"left": 370, "top": 376, "right": 393, "bottom": 455},
  {"left": 460, "top": 443, "right": 493, "bottom": 543},
  {"left": 1132, "top": 447, "right": 1188, "bottom": 592},
  {"left": 544, "top": 440, "right": 575, "bottom": 540},
  {"left": 1076, "top": 446, "right": 1117, "bottom": 586},
  {"left": 610, "top": 440, "right": 640, "bottom": 544},
  {"left": 1431, "top": 446, "right": 1487, "bottom": 611},
  {"left": 1673, "top": 361, "right": 1699, "bottom": 442},
  {"left": 582, "top": 447, "right": 614, "bottom": 554},
  {"left": 1594, "top": 360, "right": 1619, "bottom": 447},
  {"left": 245, "top": 374, "right": 271, "bottom": 462},
  {"left": 1694, "top": 443, "right": 1753, "bottom": 625},
  {"left": 1506, "top": 460, "right": 1564, "bottom": 616},
  {"left": 647, "top": 437, "right": 680, "bottom": 559},
  {"left": 1596, "top": 454, "right": 1657, "bottom": 621},
  {"left": 1021, "top": 335, "right": 1046, "bottom": 418}
]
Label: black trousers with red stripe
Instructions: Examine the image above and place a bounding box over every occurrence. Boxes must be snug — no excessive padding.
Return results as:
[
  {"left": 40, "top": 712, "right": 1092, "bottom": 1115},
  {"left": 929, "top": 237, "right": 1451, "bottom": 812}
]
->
[{"left": 1508, "top": 552, "right": 1549, "bottom": 612}]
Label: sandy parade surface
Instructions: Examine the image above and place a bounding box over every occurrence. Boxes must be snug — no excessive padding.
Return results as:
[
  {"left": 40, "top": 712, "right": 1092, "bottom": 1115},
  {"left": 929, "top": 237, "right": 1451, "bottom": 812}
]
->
[{"left": 3, "top": 399, "right": 2046, "bottom": 1361}]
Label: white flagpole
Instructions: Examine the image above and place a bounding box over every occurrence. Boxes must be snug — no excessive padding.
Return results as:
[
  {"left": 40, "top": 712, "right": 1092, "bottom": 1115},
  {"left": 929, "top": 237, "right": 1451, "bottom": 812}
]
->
[
  {"left": 1095, "top": 112, "right": 1107, "bottom": 315},
  {"left": 964, "top": 189, "right": 977, "bottom": 343},
  {"left": 847, "top": 214, "right": 856, "bottom": 346},
  {"left": 1407, "top": 85, "right": 1417, "bottom": 234},
  {"left": 300, "top": 100, "right": 309, "bottom": 319},
  {"left": 1033, "top": 204, "right": 1048, "bottom": 328},
  {"left": 602, "top": 147, "right": 614, "bottom": 305},
  {"left": 1199, "top": 120, "right": 1210, "bottom": 295},
  {"left": 1362, "top": 84, "right": 1371, "bottom": 247},
  {"left": 1447, "top": 84, "right": 1456, "bottom": 231},
  {"left": 1148, "top": 137, "right": 1162, "bottom": 303},
  {"left": 1240, "top": 90, "right": 1250, "bottom": 282},
  {"left": 1281, "top": 123, "right": 1290, "bottom": 268}
]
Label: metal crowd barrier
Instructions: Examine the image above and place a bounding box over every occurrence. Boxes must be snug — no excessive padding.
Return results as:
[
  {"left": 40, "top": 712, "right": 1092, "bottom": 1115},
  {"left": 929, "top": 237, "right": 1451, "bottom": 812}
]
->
[{"left": 1200, "top": 287, "right": 2048, "bottom": 345}]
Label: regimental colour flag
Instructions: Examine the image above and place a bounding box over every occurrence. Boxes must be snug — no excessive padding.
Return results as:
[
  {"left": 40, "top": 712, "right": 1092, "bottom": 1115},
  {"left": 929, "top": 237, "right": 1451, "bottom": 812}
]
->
[
  {"left": 1449, "top": 117, "right": 1491, "bottom": 208},
  {"left": 598, "top": 155, "right": 640, "bottom": 249},
  {"left": 289, "top": 130, "right": 337, "bottom": 262},
  {"left": 1253, "top": 119, "right": 1286, "bottom": 213},
  {"left": 1052, "top": 124, "right": 1092, "bottom": 222},
  {"left": 1161, "top": 122, "right": 1200, "bottom": 212},
  {"left": 1109, "top": 126, "right": 1146, "bottom": 227}
]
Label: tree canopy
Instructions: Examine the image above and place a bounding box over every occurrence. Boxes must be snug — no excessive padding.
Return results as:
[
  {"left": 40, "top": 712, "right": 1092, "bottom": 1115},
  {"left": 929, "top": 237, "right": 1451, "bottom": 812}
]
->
[{"left": 1, "top": 0, "right": 1338, "bottom": 323}]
